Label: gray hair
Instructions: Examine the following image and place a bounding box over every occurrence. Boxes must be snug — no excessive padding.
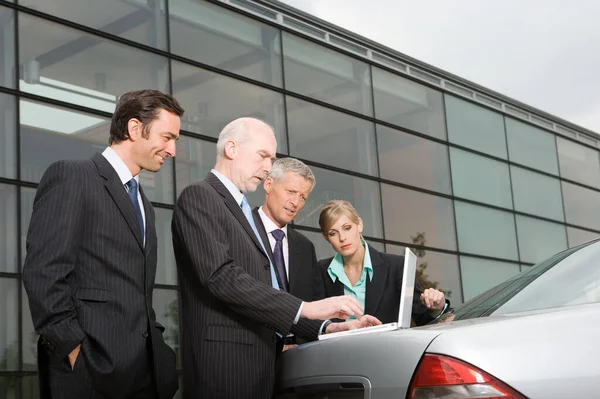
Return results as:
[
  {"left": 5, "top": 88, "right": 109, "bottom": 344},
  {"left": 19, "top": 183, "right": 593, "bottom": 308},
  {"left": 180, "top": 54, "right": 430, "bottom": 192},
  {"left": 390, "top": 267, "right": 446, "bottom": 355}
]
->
[
  {"left": 215, "top": 117, "right": 274, "bottom": 159},
  {"left": 269, "top": 157, "right": 315, "bottom": 191}
]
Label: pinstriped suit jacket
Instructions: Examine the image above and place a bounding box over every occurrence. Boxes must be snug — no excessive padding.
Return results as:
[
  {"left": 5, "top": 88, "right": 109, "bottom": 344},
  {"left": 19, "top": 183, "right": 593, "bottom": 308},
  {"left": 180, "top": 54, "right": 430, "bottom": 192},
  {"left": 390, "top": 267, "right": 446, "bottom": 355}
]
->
[
  {"left": 172, "top": 173, "right": 322, "bottom": 399},
  {"left": 22, "top": 153, "right": 178, "bottom": 399}
]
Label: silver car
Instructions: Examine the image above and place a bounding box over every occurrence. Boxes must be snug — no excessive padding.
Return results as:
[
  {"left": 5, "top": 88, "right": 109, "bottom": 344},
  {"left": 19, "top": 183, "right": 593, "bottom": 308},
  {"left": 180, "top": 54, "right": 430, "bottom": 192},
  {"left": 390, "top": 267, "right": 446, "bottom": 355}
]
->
[{"left": 275, "top": 239, "right": 600, "bottom": 399}]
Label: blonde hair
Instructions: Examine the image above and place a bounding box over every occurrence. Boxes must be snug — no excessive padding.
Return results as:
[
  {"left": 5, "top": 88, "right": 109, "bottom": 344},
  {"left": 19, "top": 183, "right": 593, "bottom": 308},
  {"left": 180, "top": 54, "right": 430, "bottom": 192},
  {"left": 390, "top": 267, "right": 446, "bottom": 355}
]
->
[{"left": 318, "top": 200, "right": 361, "bottom": 236}]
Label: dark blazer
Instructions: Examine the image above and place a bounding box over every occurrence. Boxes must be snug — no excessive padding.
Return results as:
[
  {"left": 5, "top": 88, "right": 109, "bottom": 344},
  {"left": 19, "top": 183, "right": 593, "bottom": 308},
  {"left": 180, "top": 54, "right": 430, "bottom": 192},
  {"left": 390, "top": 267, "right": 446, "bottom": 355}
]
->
[
  {"left": 172, "top": 173, "right": 323, "bottom": 399},
  {"left": 22, "top": 153, "right": 177, "bottom": 399},
  {"left": 252, "top": 207, "right": 324, "bottom": 302},
  {"left": 316, "top": 246, "right": 438, "bottom": 326}
]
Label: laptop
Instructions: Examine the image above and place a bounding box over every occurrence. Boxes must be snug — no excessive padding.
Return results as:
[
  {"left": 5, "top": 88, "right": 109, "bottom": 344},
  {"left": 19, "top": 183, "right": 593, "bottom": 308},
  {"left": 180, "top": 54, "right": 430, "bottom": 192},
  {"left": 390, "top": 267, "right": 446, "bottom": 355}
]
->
[{"left": 318, "top": 247, "right": 417, "bottom": 340}]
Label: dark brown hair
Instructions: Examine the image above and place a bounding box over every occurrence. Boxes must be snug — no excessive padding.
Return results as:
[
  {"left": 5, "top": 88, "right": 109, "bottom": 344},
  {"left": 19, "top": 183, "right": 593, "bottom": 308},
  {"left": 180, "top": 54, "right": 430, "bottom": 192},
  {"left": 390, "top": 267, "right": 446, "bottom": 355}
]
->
[{"left": 109, "top": 90, "right": 185, "bottom": 145}]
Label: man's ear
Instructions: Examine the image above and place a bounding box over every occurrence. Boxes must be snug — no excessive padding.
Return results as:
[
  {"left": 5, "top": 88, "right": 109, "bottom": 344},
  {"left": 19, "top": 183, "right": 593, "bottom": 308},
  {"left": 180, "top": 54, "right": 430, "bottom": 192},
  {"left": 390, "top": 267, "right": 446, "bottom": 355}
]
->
[
  {"left": 127, "top": 118, "right": 142, "bottom": 141},
  {"left": 263, "top": 177, "right": 274, "bottom": 193},
  {"left": 223, "top": 140, "right": 236, "bottom": 160}
]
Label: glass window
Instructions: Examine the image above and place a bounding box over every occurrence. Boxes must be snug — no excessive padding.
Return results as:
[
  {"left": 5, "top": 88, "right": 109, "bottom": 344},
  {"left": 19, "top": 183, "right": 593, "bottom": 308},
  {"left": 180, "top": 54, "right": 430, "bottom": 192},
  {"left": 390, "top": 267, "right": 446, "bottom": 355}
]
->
[
  {"left": 445, "top": 94, "right": 507, "bottom": 159},
  {"left": 567, "top": 227, "right": 599, "bottom": 248},
  {"left": 282, "top": 33, "right": 373, "bottom": 116},
  {"left": 0, "top": 7, "right": 15, "bottom": 89},
  {"left": 21, "top": 289, "right": 37, "bottom": 372},
  {"left": 0, "top": 94, "right": 17, "bottom": 179},
  {"left": 562, "top": 181, "right": 600, "bottom": 230},
  {"left": 510, "top": 166, "right": 564, "bottom": 221},
  {"left": 171, "top": 61, "right": 287, "bottom": 151},
  {"left": 388, "top": 244, "right": 463, "bottom": 305},
  {"left": 294, "top": 167, "right": 383, "bottom": 239},
  {"left": 505, "top": 118, "right": 559, "bottom": 175},
  {"left": 19, "top": 13, "right": 169, "bottom": 113},
  {"left": 460, "top": 256, "right": 521, "bottom": 302},
  {"left": 19, "top": 99, "right": 175, "bottom": 204},
  {"left": 153, "top": 288, "right": 180, "bottom": 368},
  {"left": 22, "top": 377, "right": 39, "bottom": 399},
  {"left": 0, "top": 278, "right": 19, "bottom": 371},
  {"left": 455, "top": 202, "right": 518, "bottom": 260},
  {"left": 20, "top": 0, "right": 168, "bottom": 50},
  {"left": 175, "top": 136, "right": 216, "bottom": 195},
  {"left": 372, "top": 67, "right": 445, "bottom": 140},
  {"left": 381, "top": 185, "right": 456, "bottom": 251},
  {"left": 516, "top": 215, "right": 567, "bottom": 264},
  {"left": 155, "top": 208, "right": 176, "bottom": 286},
  {"left": 0, "top": 377, "right": 18, "bottom": 399},
  {"left": 557, "top": 137, "right": 600, "bottom": 188},
  {"left": 300, "top": 230, "right": 335, "bottom": 261},
  {"left": 20, "top": 188, "right": 36, "bottom": 261},
  {"left": 286, "top": 97, "right": 378, "bottom": 176},
  {"left": 0, "top": 184, "right": 17, "bottom": 274},
  {"left": 450, "top": 148, "right": 512, "bottom": 209},
  {"left": 169, "top": 0, "right": 282, "bottom": 86},
  {"left": 376, "top": 125, "right": 451, "bottom": 194}
]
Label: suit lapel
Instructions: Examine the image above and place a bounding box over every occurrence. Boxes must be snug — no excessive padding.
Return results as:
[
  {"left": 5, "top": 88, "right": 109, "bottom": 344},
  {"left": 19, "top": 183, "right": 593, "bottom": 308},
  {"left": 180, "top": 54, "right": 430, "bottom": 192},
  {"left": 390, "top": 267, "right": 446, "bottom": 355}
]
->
[
  {"left": 92, "top": 153, "right": 144, "bottom": 250},
  {"left": 140, "top": 186, "right": 153, "bottom": 256},
  {"left": 365, "top": 247, "right": 388, "bottom": 316},
  {"left": 252, "top": 207, "right": 275, "bottom": 264},
  {"left": 205, "top": 173, "right": 266, "bottom": 256},
  {"left": 287, "top": 228, "right": 301, "bottom": 293}
]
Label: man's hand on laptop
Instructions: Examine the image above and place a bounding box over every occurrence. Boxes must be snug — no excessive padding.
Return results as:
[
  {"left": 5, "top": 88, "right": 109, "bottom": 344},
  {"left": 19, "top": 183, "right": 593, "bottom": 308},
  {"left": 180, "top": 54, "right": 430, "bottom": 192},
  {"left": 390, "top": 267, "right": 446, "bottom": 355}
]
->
[
  {"left": 325, "top": 315, "right": 382, "bottom": 334},
  {"left": 301, "top": 295, "right": 363, "bottom": 320}
]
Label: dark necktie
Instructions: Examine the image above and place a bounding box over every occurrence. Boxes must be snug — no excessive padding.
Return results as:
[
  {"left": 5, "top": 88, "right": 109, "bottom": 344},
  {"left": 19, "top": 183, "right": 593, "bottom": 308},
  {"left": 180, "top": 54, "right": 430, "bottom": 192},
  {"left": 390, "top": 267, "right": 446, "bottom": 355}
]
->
[
  {"left": 271, "top": 229, "right": 289, "bottom": 292},
  {"left": 125, "top": 178, "right": 144, "bottom": 237}
]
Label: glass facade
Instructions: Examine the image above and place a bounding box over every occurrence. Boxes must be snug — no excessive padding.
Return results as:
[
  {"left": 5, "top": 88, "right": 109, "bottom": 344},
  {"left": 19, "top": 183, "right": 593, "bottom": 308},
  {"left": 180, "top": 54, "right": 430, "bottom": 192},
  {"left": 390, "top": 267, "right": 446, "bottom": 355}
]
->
[{"left": 2, "top": 0, "right": 600, "bottom": 394}]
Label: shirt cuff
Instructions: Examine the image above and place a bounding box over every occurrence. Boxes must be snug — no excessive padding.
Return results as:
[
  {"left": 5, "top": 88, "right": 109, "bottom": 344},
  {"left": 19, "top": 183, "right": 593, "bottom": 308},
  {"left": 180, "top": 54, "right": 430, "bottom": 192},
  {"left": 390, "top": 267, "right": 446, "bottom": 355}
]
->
[
  {"left": 431, "top": 302, "right": 449, "bottom": 318},
  {"left": 319, "top": 320, "right": 332, "bottom": 335},
  {"left": 293, "top": 302, "right": 304, "bottom": 324}
]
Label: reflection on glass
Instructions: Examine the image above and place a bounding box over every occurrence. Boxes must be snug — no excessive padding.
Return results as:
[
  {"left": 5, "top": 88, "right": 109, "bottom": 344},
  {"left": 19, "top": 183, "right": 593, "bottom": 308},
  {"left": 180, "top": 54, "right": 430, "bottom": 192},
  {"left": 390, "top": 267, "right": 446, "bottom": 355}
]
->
[
  {"left": 19, "top": 13, "right": 168, "bottom": 112},
  {"left": 0, "top": 7, "right": 15, "bottom": 89},
  {"left": 516, "top": 215, "right": 567, "bottom": 264},
  {"left": 169, "top": 0, "right": 282, "bottom": 86},
  {"left": 376, "top": 125, "right": 451, "bottom": 194},
  {"left": 175, "top": 136, "right": 216, "bottom": 195},
  {"left": 450, "top": 148, "right": 512, "bottom": 209},
  {"left": 562, "top": 181, "right": 600, "bottom": 230},
  {"left": 295, "top": 167, "right": 383, "bottom": 239},
  {"left": 286, "top": 97, "right": 378, "bottom": 176},
  {"left": 282, "top": 33, "right": 373, "bottom": 116},
  {"left": 510, "top": 166, "right": 564, "bottom": 221},
  {"left": 505, "top": 118, "right": 558, "bottom": 175},
  {"left": 0, "top": 92, "right": 17, "bottom": 180},
  {"left": 22, "top": 376, "right": 40, "bottom": 399},
  {"left": 460, "top": 256, "right": 520, "bottom": 301},
  {"left": 20, "top": 188, "right": 36, "bottom": 262},
  {"left": 171, "top": 61, "right": 287, "bottom": 150},
  {"left": 372, "top": 67, "right": 446, "bottom": 139},
  {"left": 381, "top": 184, "right": 456, "bottom": 250},
  {"left": 0, "top": 278, "right": 19, "bottom": 371},
  {"left": 0, "top": 377, "right": 18, "bottom": 399},
  {"left": 557, "top": 137, "right": 600, "bottom": 188},
  {"left": 445, "top": 95, "right": 507, "bottom": 159},
  {"left": 454, "top": 202, "right": 518, "bottom": 260},
  {"left": 20, "top": 0, "right": 168, "bottom": 50},
  {"left": 387, "top": 244, "right": 463, "bottom": 305},
  {"left": 298, "top": 230, "right": 335, "bottom": 261},
  {"left": 0, "top": 184, "right": 17, "bottom": 273},
  {"left": 21, "top": 289, "right": 38, "bottom": 372},
  {"left": 153, "top": 289, "right": 180, "bottom": 368},
  {"left": 567, "top": 227, "right": 600, "bottom": 248},
  {"left": 155, "top": 208, "right": 176, "bottom": 286}
]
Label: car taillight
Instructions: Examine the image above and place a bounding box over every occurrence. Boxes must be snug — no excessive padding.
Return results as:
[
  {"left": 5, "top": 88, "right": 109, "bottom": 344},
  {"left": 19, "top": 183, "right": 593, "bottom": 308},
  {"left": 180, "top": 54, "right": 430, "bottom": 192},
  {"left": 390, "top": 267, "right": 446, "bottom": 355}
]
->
[{"left": 408, "top": 354, "right": 527, "bottom": 399}]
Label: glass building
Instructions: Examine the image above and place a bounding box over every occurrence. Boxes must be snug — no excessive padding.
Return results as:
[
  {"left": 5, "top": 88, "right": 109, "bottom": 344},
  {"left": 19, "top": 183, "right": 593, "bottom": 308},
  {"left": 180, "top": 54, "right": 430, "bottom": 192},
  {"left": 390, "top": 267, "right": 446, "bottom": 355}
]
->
[{"left": 1, "top": 0, "right": 600, "bottom": 397}]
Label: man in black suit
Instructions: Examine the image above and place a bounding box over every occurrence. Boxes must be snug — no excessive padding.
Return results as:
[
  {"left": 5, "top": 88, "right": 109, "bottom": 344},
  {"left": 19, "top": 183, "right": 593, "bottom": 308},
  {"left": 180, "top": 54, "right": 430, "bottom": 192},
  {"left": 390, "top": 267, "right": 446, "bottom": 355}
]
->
[
  {"left": 252, "top": 157, "right": 322, "bottom": 349},
  {"left": 22, "top": 90, "right": 184, "bottom": 399},
  {"left": 172, "top": 117, "right": 380, "bottom": 399}
]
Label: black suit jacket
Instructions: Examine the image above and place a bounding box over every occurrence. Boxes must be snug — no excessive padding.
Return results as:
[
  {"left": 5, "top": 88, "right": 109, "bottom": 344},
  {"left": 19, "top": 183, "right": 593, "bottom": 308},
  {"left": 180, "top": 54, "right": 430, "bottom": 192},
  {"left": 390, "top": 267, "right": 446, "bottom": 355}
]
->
[
  {"left": 172, "top": 173, "right": 323, "bottom": 399},
  {"left": 316, "top": 246, "right": 437, "bottom": 326},
  {"left": 22, "top": 153, "right": 177, "bottom": 399},
  {"left": 252, "top": 207, "right": 324, "bottom": 302}
]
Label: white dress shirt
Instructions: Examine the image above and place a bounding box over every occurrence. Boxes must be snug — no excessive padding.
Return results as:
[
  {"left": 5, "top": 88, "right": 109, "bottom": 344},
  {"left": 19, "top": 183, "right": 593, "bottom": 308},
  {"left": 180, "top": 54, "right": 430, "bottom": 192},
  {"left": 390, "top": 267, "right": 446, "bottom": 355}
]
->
[
  {"left": 102, "top": 147, "right": 146, "bottom": 234},
  {"left": 258, "top": 206, "right": 289, "bottom": 281}
]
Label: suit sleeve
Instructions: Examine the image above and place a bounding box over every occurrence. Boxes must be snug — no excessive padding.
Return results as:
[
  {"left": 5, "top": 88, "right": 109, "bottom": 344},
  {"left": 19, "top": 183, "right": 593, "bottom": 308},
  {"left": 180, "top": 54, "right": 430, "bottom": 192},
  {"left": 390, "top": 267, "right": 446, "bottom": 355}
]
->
[
  {"left": 172, "top": 184, "right": 307, "bottom": 335},
  {"left": 311, "top": 248, "right": 326, "bottom": 301},
  {"left": 22, "top": 161, "right": 87, "bottom": 358}
]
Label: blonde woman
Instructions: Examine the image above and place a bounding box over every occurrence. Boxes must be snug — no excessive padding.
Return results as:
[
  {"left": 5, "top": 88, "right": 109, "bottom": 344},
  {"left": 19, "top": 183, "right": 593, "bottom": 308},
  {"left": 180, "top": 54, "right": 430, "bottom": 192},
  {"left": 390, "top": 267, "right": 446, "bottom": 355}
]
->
[{"left": 315, "top": 200, "right": 448, "bottom": 325}]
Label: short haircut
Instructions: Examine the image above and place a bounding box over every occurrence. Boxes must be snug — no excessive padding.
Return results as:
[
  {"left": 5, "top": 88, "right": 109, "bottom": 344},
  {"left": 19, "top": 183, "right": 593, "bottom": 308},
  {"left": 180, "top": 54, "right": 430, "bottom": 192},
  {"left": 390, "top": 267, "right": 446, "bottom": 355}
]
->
[
  {"left": 215, "top": 117, "right": 274, "bottom": 159},
  {"left": 269, "top": 157, "right": 315, "bottom": 191},
  {"left": 318, "top": 200, "right": 361, "bottom": 236},
  {"left": 109, "top": 90, "right": 184, "bottom": 145}
]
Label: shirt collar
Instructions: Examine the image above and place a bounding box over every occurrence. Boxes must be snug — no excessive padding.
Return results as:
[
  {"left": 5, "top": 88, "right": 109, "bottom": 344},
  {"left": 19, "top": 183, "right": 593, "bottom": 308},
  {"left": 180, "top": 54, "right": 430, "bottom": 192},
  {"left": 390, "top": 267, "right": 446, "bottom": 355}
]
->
[
  {"left": 258, "top": 206, "right": 288, "bottom": 236},
  {"left": 327, "top": 240, "right": 373, "bottom": 283},
  {"left": 102, "top": 147, "right": 137, "bottom": 185},
  {"left": 211, "top": 169, "right": 244, "bottom": 207}
]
